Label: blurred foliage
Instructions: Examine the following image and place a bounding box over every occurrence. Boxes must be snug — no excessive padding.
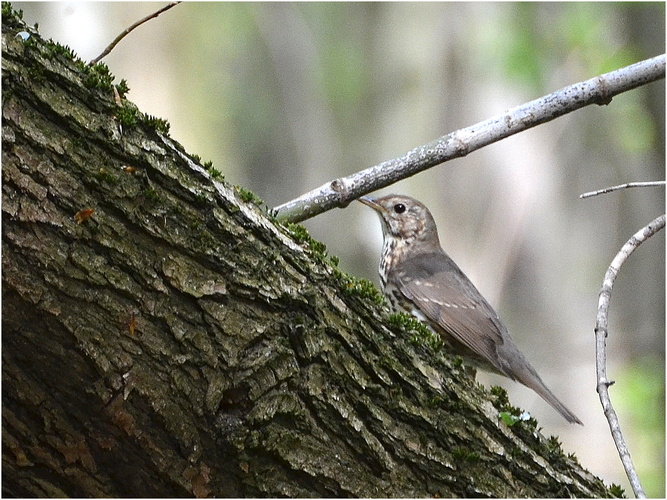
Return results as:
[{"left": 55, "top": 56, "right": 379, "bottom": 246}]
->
[
  {"left": 478, "top": 3, "right": 661, "bottom": 158},
  {"left": 618, "top": 358, "right": 665, "bottom": 497},
  {"left": 487, "top": 3, "right": 648, "bottom": 89}
]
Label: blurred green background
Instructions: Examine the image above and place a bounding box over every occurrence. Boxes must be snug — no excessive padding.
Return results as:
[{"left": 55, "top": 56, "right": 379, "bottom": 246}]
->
[{"left": 15, "top": 2, "right": 665, "bottom": 496}]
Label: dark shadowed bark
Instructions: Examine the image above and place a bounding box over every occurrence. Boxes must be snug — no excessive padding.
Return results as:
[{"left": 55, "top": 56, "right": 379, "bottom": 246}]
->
[{"left": 2, "top": 7, "right": 613, "bottom": 498}]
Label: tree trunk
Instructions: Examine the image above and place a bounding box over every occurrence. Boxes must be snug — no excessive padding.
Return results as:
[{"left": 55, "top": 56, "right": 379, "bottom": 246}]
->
[{"left": 2, "top": 7, "right": 613, "bottom": 498}]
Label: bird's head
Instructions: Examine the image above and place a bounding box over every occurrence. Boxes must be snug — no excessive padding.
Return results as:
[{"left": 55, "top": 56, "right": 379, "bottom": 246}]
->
[{"left": 359, "top": 194, "right": 440, "bottom": 250}]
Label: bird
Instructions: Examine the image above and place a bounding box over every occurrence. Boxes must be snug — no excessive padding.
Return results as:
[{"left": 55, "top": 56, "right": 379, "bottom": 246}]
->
[{"left": 359, "top": 194, "right": 583, "bottom": 425}]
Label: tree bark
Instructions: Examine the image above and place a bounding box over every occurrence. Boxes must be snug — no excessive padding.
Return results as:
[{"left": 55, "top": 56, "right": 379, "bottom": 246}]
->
[{"left": 2, "top": 7, "right": 613, "bottom": 498}]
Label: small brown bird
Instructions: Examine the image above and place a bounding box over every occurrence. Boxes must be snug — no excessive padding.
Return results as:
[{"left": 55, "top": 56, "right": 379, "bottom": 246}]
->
[{"left": 360, "top": 194, "right": 582, "bottom": 425}]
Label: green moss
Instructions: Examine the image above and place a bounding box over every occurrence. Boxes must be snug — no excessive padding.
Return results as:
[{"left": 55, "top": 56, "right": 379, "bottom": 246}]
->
[
  {"left": 388, "top": 312, "right": 442, "bottom": 351},
  {"left": 546, "top": 435, "right": 564, "bottom": 456},
  {"left": 191, "top": 221, "right": 216, "bottom": 248},
  {"left": 274, "top": 219, "right": 347, "bottom": 284},
  {"left": 280, "top": 221, "right": 334, "bottom": 265},
  {"left": 47, "top": 42, "right": 77, "bottom": 61},
  {"left": 2, "top": 2, "right": 21, "bottom": 21},
  {"left": 193, "top": 191, "right": 209, "bottom": 206},
  {"left": 83, "top": 62, "right": 115, "bottom": 91},
  {"left": 490, "top": 387, "right": 538, "bottom": 431},
  {"left": 116, "top": 105, "right": 169, "bottom": 134},
  {"left": 388, "top": 311, "right": 416, "bottom": 328},
  {"left": 95, "top": 168, "right": 119, "bottom": 184},
  {"left": 116, "top": 78, "right": 129, "bottom": 95},
  {"left": 452, "top": 447, "right": 481, "bottom": 463},
  {"left": 520, "top": 433, "right": 570, "bottom": 468},
  {"left": 74, "top": 59, "right": 87, "bottom": 72},
  {"left": 143, "top": 188, "right": 161, "bottom": 202},
  {"left": 2, "top": 2, "right": 15, "bottom": 19},
  {"left": 566, "top": 452, "right": 580, "bottom": 466},
  {"left": 489, "top": 385, "right": 511, "bottom": 407},
  {"left": 427, "top": 394, "right": 445, "bottom": 408},
  {"left": 490, "top": 385, "right": 536, "bottom": 427},
  {"left": 208, "top": 167, "right": 223, "bottom": 180},
  {"left": 116, "top": 105, "right": 139, "bottom": 128},
  {"left": 307, "top": 237, "right": 327, "bottom": 258},
  {"left": 140, "top": 113, "right": 170, "bottom": 134},
  {"left": 283, "top": 222, "right": 309, "bottom": 243},
  {"left": 235, "top": 186, "right": 263, "bottom": 206},
  {"left": 499, "top": 412, "right": 522, "bottom": 427},
  {"left": 26, "top": 63, "right": 46, "bottom": 83},
  {"left": 341, "top": 276, "right": 385, "bottom": 305},
  {"left": 508, "top": 445, "right": 528, "bottom": 460},
  {"left": 608, "top": 484, "right": 625, "bottom": 498}
]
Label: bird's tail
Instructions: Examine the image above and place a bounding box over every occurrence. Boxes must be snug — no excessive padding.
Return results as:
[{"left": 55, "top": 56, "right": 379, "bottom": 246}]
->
[{"left": 514, "top": 363, "right": 583, "bottom": 425}]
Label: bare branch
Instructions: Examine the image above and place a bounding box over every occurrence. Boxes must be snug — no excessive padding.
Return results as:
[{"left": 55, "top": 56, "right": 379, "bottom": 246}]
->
[
  {"left": 594, "top": 214, "right": 665, "bottom": 499},
  {"left": 271, "top": 54, "right": 665, "bottom": 223},
  {"left": 89, "top": 2, "right": 181, "bottom": 66},
  {"left": 580, "top": 181, "right": 665, "bottom": 198}
]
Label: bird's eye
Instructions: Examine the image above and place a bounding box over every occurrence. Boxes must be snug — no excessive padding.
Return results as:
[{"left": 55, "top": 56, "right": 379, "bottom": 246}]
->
[{"left": 393, "top": 203, "right": 406, "bottom": 214}]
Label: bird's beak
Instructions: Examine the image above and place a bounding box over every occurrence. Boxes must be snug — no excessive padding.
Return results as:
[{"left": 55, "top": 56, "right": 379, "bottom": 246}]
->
[{"left": 358, "top": 196, "right": 382, "bottom": 212}]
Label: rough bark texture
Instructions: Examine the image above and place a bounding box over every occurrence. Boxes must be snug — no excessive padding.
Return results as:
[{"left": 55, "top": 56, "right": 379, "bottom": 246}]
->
[{"left": 2, "top": 7, "right": 613, "bottom": 498}]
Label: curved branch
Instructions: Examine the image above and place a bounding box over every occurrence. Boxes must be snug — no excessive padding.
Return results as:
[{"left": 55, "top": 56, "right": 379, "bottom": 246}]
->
[
  {"left": 272, "top": 54, "right": 665, "bottom": 223},
  {"left": 594, "top": 214, "right": 666, "bottom": 499}
]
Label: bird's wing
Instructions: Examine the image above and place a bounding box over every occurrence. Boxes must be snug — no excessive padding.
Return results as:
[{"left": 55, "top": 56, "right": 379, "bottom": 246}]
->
[
  {"left": 393, "top": 252, "right": 584, "bottom": 424},
  {"left": 395, "top": 252, "right": 509, "bottom": 375}
]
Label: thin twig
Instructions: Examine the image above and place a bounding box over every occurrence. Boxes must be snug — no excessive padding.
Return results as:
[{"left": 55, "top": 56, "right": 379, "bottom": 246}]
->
[
  {"left": 89, "top": 2, "right": 181, "bottom": 66},
  {"left": 580, "top": 181, "right": 665, "bottom": 198},
  {"left": 271, "top": 54, "right": 665, "bottom": 223},
  {"left": 594, "top": 214, "right": 665, "bottom": 499}
]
